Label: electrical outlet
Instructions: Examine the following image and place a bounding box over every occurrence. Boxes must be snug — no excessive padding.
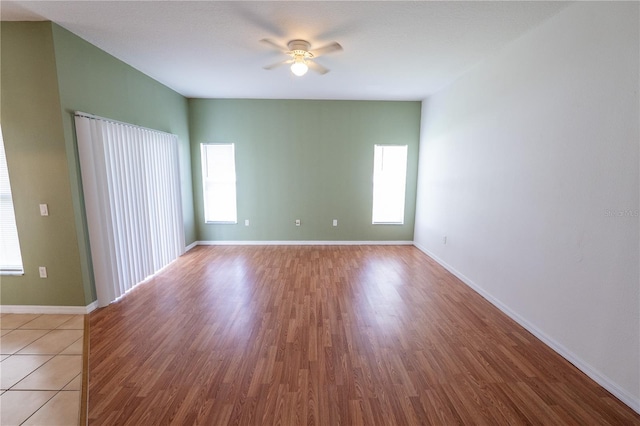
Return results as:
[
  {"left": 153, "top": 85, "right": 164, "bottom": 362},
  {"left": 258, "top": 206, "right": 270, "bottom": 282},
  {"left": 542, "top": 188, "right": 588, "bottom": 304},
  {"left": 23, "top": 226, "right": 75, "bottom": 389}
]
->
[
  {"left": 295, "top": 219, "right": 301, "bottom": 227},
  {"left": 39, "top": 204, "right": 49, "bottom": 216},
  {"left": 333, "top": 219, "right": 338, "bottom": 227},
  {"left": 39, "top": 266, "right": 47, "bottom": 278},
  {"left": 443, "top": 236, "right": 447, "bottom": 245},
  {"left": 245, "top": 219, "right": 250, "bottom": 226}
]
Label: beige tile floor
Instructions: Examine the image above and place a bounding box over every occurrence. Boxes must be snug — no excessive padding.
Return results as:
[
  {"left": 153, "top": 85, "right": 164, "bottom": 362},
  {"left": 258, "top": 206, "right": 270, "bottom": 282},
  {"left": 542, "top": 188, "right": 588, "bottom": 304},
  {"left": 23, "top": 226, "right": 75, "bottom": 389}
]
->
[{"left": 0, "top": 314, "right": 84, "bottom": 425}]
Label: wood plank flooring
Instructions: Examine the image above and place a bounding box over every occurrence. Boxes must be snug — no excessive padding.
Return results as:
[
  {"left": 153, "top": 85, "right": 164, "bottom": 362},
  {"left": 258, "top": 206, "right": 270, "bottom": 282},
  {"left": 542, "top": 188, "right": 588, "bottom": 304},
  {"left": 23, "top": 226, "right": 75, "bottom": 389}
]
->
[{"left": 88, "top": 246, "right": 640, "bottom": 425}]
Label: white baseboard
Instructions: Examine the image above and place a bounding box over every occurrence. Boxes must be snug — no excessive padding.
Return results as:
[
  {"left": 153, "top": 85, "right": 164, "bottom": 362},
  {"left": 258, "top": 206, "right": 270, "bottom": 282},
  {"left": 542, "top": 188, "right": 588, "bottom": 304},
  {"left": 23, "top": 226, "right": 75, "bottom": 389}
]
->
[
  {"left": 412, "top": 242, "right": 640, "bottom": 415},
  {"left": 1, "top": 300, "right": 98, "bottom": 315},
  {"left": 85, "top": 300, "right": 98, "bottom": 313},
  {"left": 196, "top": 240, "right": 414, "bottom": 246},
  {"left": 185, "top": 241, "right": 198, "bottom": 252}
]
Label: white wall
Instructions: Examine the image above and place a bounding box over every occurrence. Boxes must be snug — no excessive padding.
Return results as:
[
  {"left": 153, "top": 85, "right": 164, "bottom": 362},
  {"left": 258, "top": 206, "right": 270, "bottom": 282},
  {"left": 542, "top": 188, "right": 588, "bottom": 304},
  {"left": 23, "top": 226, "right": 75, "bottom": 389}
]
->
[{"left": 414, "top": 2, "right": 639, "bottom": 411}]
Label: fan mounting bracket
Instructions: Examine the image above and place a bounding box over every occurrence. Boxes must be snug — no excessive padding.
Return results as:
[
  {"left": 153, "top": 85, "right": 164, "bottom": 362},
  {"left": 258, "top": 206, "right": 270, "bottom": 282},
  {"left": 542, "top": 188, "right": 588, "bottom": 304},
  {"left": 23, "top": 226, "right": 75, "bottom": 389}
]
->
[{"left": 287, "top": 39, "right": 313, "bottom": 58}]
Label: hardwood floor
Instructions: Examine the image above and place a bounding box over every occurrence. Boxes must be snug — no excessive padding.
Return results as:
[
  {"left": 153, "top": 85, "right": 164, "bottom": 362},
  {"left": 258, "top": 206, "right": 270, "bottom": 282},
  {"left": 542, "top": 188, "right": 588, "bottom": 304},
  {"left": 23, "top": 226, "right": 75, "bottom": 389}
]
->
[{"left": 88, "top": 246, "right": 640, "bottom": 425}]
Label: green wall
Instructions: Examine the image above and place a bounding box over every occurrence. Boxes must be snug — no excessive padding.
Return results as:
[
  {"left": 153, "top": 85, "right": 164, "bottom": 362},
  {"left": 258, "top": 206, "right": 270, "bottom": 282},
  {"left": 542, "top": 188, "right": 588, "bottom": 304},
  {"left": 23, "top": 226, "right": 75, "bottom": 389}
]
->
[
  {"left": 189, "top": 99, "right": 421, "bottom": 241},
  {"left": 51, "top": 24, "right": 195, "bottom": 304},
  {"left": 0, "top": 22, "right": 86, "bottom": 305},
  {"left": 0, "top": 23, "right": 195, "bottom": 306}
]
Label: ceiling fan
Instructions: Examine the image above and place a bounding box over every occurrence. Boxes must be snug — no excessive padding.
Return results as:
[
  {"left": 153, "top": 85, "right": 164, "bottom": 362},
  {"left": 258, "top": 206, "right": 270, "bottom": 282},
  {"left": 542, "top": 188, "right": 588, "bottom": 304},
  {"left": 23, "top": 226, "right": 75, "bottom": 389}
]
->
[{"left": 260, "top": 39, "right": 343, "bottom": 76}]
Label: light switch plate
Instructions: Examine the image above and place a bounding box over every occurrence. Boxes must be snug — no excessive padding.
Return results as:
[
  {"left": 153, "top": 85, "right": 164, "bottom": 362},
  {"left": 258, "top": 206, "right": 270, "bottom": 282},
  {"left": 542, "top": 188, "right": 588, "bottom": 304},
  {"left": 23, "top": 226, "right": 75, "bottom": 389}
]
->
[
  {"left": 39, "top": 204, "right": 49, "bottom": 216},
  {"left": 333, "top": 219, "right": 338, "bottom": 227},
  {"left": 39, "top": 266, "right": 47, "bottom": 278}
]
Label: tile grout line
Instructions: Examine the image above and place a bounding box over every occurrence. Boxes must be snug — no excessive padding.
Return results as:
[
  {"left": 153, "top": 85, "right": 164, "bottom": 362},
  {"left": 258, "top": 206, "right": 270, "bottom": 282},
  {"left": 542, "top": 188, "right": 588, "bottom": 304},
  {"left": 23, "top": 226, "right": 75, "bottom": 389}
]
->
[
  {"left": 11, "top": 328, "right": 84, "bottom": 357},
  {"left": 10, "top": 366, "right": 82, "bottom": 392},
  {"left": 17, "top": 390, "right": 59, "bottom": 426},
  {"left": 0, "top": 314, "right": 43, "bottom": 331},
  {"left": 9, "top": 329, "right": 56, "bottom": 356}
]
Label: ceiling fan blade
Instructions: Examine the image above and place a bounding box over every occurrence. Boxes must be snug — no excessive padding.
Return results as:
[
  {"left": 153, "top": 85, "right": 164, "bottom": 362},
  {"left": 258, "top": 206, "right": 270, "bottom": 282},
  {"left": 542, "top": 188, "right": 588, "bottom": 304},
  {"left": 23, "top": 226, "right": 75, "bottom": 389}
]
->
[
  {"left": 310, "top": 42, "right": 343, "bottom": 58},
  {"left": 263, "top": 59, "right": 293, "bottom": 70},
  {"left": 260, "top": 38, "right": 288, "bottom": 52},
  {"left": 307, "top": 61, "right": 330, "bottom": 75}
]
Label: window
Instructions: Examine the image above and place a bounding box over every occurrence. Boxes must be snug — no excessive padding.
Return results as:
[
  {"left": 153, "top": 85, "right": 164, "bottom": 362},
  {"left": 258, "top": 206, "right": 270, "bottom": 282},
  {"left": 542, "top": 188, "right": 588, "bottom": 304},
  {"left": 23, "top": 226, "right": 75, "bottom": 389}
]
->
[
  {"left": 372, "top": 144, "right": 408, "bottom": 224},
  {"left": 201, "top": 143, "right": 237, "bottom": 223},
  {"left": 0, "top": 127, "right": 24, "bottom": 273}
]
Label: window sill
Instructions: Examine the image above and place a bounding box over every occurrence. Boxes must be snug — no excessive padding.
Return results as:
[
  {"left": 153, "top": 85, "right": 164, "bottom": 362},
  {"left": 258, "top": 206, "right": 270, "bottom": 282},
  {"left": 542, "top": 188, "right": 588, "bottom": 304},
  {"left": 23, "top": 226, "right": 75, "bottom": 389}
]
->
[{"left": 0, "top": 270, "right": 25, "bottom": 276}]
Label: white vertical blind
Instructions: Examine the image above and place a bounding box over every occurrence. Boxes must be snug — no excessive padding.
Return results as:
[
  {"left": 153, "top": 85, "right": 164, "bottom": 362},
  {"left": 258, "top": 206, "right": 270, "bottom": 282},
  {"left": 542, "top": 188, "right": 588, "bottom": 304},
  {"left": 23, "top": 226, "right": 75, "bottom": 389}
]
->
[
  {"left": 75, "top": 113, "right": 185, "bottom": 307},
  {"left": 0, "top": 126, "right": 24, "bottom": 272}
]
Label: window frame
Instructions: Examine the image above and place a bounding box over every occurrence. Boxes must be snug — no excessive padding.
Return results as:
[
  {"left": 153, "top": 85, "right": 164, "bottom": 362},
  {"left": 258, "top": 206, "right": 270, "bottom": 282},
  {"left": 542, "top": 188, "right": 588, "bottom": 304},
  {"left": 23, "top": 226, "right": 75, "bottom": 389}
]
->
[{"left": 201, "top": 143, "right": 238, "bottom": 224}]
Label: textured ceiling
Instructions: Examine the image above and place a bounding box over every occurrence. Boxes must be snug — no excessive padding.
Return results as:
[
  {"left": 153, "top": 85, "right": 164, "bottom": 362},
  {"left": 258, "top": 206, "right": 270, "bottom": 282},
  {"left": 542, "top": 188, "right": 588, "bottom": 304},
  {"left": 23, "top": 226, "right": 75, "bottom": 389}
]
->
[{"left": 1, "top": 1, "right": 568, "bottom": 100}]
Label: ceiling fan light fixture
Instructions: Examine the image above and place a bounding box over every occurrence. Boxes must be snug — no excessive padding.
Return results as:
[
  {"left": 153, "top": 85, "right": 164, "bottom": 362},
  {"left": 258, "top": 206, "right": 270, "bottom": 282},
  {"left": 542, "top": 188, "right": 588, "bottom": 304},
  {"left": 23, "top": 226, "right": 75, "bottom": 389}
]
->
[
  {"left": 261, "top": 38, "right": 340, "bottom": 76},
  {"left": 290, "top": 57, "right": 308, "bottom": 76}
]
